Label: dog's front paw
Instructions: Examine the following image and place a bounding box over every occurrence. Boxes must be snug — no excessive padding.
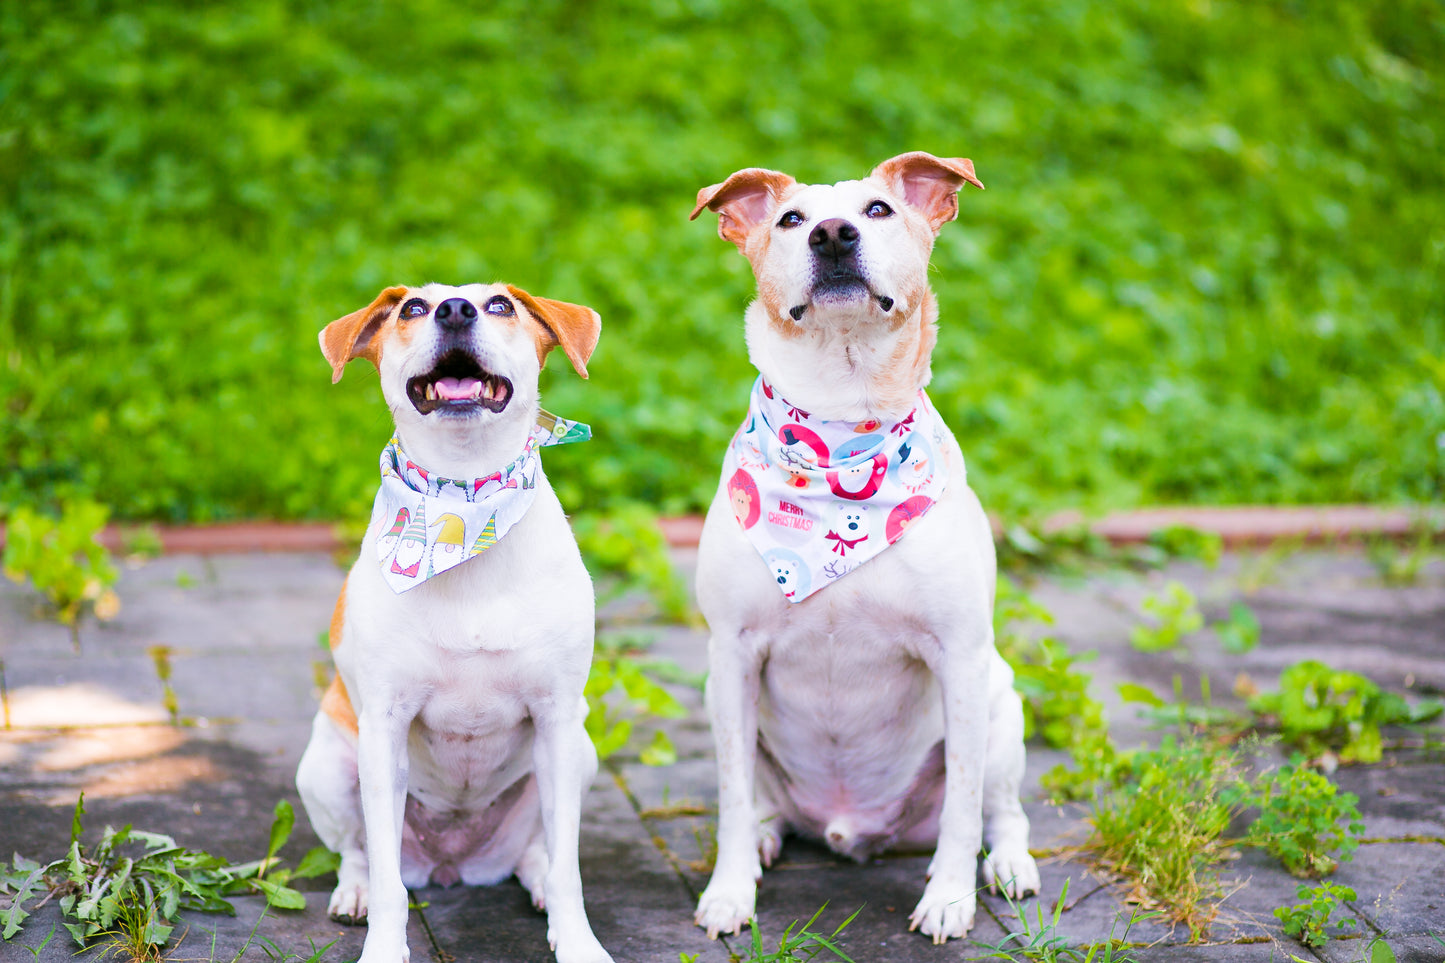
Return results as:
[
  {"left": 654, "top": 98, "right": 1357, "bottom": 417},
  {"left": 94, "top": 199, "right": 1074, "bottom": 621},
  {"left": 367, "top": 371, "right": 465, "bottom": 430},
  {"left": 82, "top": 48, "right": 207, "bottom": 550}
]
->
[
  {"left": 356, "top": 938, "right": 409, "bottom": 963},
  {"left": 908, "top": 877, "right": 977, "bottom": 944},
  {"left": 695, "top": 877, "right": 757, "bottom": 939},
  {"left": 549, "top": 930, "right": 614, "bottom": 963},
  {"left": 982, "top": 845, "right": 1041, "bottom": 899}
]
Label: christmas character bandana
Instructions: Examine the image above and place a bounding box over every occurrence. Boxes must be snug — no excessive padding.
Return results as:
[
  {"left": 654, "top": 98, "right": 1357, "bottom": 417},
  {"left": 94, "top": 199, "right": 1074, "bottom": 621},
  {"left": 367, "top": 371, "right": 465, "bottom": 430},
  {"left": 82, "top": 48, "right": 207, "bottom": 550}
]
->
[
  {"left": 721, "top": 376, "right": 952, "bottom": 603},
  {"left": 370, "top": 409, "right": 590, "bottom": 593}
]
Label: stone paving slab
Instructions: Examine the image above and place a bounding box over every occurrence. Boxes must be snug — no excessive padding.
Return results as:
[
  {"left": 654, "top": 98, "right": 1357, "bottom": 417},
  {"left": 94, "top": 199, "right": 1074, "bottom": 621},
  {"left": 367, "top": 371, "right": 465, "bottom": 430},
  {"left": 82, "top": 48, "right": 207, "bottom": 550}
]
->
[{"left": 2, "top": 547, "right": 1443, "bottom": 962}]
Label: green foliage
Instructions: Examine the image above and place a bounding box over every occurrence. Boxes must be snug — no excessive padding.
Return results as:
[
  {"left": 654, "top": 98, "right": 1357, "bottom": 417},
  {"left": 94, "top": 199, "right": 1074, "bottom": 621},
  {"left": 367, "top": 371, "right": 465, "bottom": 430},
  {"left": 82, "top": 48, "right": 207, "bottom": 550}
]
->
[
  {"left": 3, "top": 1, "right": 1443, "bottom": 523},
  {"left": 0, "top": 796, "right": 329, "bottom": 953},
  {"left": 1274, "top": 881, "right": 1359, "bottom": 948},
  {"left": 1215, "top": 601, "right": 1260, "bottom": 655},
  {"left": 572, "top": 503, "right": 693, "bottom": 623},
  {"left": 1244, "top": 763, "right": 1364, "bottom": 877},
  {"left": 1086, "top": 735, "right": 1245, "bottom": 937},
  {"left": 1249, "top": 660, "right": 1445, "bottom": 764},
  {"left": 585, "top": 634, "right": 689, "bottom": 766},
  {"left": 1129, "top": 581, "right": 1204, "bottom": 652},
  {"left": 1146, "top": 526, "right": 1222, "bottom": 569},
  {"left": 995, "top": 577, "right": 1108, "bottom": 750},
  {"left": 730, "top": 904, "right": 859, "bottom": 963},
  {"left": 973, "top": 878, "right": 1158, "bottom": 962},
  {"left": 1, "top": 500, "right": 119, "bottom": 629}
]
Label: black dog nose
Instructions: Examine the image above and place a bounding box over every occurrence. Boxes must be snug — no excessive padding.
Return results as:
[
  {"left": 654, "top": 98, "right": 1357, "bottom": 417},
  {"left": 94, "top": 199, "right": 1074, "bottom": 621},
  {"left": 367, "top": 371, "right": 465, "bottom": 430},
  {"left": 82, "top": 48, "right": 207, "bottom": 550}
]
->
[
  {"left": 809, "top": 218, "right": 859, "bottom": 259},
  {"left": 434, "top": 298, "right": 478, "bottom": 330}
]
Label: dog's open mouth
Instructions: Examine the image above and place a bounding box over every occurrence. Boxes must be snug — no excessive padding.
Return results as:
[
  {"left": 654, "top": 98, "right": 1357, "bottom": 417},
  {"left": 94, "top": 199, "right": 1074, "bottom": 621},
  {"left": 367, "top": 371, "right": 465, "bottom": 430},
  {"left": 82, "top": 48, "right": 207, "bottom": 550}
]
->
[{"left": 406, "top": 350, "right": 513, "bottom": 416}]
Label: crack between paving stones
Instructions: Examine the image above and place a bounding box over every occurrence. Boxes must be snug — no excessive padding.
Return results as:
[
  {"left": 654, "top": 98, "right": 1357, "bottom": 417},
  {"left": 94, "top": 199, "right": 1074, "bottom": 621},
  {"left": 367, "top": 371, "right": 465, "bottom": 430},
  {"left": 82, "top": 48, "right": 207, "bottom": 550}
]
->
[
  {"left": 413, "top": 899, "right": 454, "bottom": 963},
  {"left": 604, "top": 759, "right": 739, "bottom": 957}
]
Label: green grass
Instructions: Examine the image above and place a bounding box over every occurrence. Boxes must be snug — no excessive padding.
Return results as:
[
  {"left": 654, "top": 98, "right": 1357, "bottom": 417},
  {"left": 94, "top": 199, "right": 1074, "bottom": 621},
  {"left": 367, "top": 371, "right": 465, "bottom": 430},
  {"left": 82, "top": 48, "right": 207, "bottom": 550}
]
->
[{"left": 3, "top": 0, "right": 1442, "bottom": 523}]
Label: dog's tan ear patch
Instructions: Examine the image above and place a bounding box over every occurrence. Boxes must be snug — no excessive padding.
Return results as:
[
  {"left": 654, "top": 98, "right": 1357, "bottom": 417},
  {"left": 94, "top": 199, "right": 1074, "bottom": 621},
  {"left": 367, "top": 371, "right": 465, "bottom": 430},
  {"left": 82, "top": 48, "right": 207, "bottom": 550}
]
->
[
  {"left": 690, "top": 168, "right": 797, "bottom": 250},
  {"left": 871, "top": 152, "right": 984, "bottom": 233},
  {"left": 320, "top": 286, "right": 408, "bottom": 383},
  {"left": 506, "top": 285, "right": 602, "bottom": 380}
]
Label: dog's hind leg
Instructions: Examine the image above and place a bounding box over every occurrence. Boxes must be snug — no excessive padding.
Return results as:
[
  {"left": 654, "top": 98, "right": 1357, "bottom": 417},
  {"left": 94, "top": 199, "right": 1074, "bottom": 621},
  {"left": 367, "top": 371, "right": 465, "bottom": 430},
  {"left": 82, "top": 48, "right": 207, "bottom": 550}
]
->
[
  {"left": 979, "top": 654, "right": 1040, "bottom": 899},
  {"left": 296, "top": 713, "right": 371, "bottom": 924}
]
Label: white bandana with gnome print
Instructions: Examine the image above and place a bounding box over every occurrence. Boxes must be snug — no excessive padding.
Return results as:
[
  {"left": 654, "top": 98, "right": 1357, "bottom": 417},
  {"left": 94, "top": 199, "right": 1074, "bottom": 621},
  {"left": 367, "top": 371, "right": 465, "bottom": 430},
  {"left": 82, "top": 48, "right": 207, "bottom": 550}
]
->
[
  {"left": 370, "top": 409, "right": 591, "bottom": 594},
  {"left": 722, "top": 376, "right": 953, "bottom": 603}
]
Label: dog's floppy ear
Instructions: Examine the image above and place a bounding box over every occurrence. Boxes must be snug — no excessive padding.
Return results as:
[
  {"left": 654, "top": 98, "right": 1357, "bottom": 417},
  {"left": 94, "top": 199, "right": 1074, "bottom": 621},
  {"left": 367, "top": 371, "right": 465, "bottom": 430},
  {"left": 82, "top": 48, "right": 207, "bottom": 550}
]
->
[
  {"left": 690, "top": 168, "right": 797, "bottom": 250},
  {"left": 506, "top": 285, "right": 602, "bottom": 380},
  {"left": 870, "top": 152, "right": 984, "bottom": 233},
  {"left": 319, "top": 286, "right": 408, "bottom": 384}
]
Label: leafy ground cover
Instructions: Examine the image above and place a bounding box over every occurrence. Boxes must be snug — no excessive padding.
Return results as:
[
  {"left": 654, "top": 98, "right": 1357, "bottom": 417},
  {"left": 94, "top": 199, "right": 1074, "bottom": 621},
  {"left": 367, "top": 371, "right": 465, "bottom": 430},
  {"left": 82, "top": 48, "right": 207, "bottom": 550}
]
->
[{"left": 2, "top": 0, "right": 1442, "bottom": 524}]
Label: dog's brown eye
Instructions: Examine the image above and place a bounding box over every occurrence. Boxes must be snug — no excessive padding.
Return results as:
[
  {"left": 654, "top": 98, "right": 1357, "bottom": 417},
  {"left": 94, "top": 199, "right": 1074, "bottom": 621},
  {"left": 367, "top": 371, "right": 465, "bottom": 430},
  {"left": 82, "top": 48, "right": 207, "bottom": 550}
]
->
[
  {"left": 777, "top": 210, "right": 805, "bottom": 229},
  {"left": 400, "top": 298, "right": 428, "bottom": 319},
  {"left": 484, "top": 296, "right": 514, "bottom": 316},
  {"left": 865, "top": 201, "right": 893, "bottom": 219}
]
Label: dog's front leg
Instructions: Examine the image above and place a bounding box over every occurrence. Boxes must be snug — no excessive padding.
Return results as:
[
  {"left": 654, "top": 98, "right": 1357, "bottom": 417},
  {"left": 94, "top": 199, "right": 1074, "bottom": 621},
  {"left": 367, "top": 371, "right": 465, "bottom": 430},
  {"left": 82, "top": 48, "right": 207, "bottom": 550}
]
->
[
  {"left": 532, "top": 698, "right": 613, "bottom": 963},
  {"left": 695, "top": 626, "right": 763, "bottom": 938},
  {"left": 909, "top": 640, "right": 990, "bottom": 944},
  {"left": 356, "top": 702, "right": 417, "bottom": 963}
]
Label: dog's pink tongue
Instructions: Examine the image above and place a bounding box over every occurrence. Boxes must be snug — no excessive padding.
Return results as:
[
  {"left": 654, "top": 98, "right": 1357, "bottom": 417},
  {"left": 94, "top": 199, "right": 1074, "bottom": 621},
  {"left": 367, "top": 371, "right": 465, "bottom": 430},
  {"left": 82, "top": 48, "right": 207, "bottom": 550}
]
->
[{"left": 435, "top": 377, "right": 481, "bottom": 401}]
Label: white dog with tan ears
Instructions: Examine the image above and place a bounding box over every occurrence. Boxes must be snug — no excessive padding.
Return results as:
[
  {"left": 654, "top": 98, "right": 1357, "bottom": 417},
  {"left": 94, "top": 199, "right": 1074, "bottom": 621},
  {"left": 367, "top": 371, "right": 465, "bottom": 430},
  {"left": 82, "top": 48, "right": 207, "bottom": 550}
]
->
[
  {"left": 689, "top": 152, "right": 1041, "bottom": 944},
  {"left": 296, "top": 282, "right": 613, "bottom": 963}
]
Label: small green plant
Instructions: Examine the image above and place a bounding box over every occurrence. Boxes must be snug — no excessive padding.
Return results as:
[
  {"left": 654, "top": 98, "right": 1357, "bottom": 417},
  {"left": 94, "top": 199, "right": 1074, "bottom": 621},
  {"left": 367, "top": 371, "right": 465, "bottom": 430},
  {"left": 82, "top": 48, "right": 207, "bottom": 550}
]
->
[
  {"left": 995, "top": 577, "right": 1109, "bottom": 751},
  {"left": 586, "top": 633, "right": 689, "bottom": 766},
  {"left": 1086, "top": 734, "right": 1245, "bottom": 938},
  {"left": 1244, "top": 763, "right": 1364, "bottom": 877},
  {"left": 2, "top": 500, "right": 119, "bottom": 647},
  {"left": 1129, "top": 581, "right": 1203, "bottom": 653},
  {"left": 1214, "top": 602, "right": 1260, "bottom": 655},
  {"left": 1367, "top": 525, "right": 1438, "bottom": 587},
  {"left": 1275, "top": 880, "right": 1358, "bottom": 948},
  {"left": 1146, "top": 525, "right": 1222, "bottom": 568},
  {"left": 572, "top": 502, "right": 694, "bottom": 623},
  {"left": 0, "top": 795, "right": 334, "bottom": 954},
  {"left": 1249, "top": 660, "right": 1444, "bottom": 764},
  {"left": 729, "top": 904, "right": 859, "bottom": 962},
  {"left": 974, "top": 878, "right": 1158, "bottom": 962},
  {"left": 974, "top": 877, "right": 1077, "bottom": 962}
]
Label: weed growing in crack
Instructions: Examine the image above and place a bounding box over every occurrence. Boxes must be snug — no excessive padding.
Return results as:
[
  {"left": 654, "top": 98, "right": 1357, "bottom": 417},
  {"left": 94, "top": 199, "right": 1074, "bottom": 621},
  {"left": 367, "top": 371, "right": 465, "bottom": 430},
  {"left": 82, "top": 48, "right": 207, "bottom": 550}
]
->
[
  {"left": 1244, "top": 762, "right": 1365, "bottom": 877},
  {"left": 995, "top": 576, "right": 1109, "bottom": 752},
  {"left": 1274, "top": 880, "right": 1359, "bottom": 948},
  {"left": 1129, "top": 581, "right": 1204, "bottom": 653},
  {"left": 0, "top": 794, "right": 335, "bottom": 958},
  {"left": 586, "top": 632, "right": 689, "bottom": 766},
  {"left": 1249, "top": 660, "right": 1443, "bottom": 764},
  {"left": 1085, "top": 734, "right": 1244, "bottom": 938},
  {"left": 974, "top": 877, "right": 1160, "bottom": 962},
  {"left": 705, "top": 903, "right": 861, "bottom": 963}
]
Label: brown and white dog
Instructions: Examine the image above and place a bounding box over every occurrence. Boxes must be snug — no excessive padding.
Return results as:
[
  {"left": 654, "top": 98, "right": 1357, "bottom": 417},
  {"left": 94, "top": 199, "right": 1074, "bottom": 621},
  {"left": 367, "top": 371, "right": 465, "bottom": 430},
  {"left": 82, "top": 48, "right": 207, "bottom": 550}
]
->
[
  {"left": 689, "top": 153, "right": 1041, "bottom": 944},
  {"left": 296, "top": 283, "right": 613, "bottom": 963}
]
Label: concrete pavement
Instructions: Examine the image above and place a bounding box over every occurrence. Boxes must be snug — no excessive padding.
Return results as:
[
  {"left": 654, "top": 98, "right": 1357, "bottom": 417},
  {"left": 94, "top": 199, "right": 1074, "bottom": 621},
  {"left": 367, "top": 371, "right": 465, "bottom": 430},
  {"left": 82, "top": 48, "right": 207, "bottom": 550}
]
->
[{"left": 1, "top": 545, "right": 1441, "bottom": 962}]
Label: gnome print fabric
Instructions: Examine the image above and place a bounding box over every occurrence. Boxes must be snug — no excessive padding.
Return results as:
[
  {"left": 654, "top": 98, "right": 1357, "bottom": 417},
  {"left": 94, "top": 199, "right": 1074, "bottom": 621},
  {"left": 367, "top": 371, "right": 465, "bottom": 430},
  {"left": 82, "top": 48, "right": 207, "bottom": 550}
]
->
[
  {"left": 370, "top": 410, "right": 589, "bottom": 593},
  {"left": 722, "top": 377, "right": 952, "bottom": 603}
]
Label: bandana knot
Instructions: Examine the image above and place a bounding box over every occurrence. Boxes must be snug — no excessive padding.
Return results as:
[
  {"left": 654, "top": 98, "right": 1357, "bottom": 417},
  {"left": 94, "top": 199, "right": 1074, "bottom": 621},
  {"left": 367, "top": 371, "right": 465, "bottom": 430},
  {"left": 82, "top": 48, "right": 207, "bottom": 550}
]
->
[{"left": 722, "top": 377, "right": 953, "bottom": 603}]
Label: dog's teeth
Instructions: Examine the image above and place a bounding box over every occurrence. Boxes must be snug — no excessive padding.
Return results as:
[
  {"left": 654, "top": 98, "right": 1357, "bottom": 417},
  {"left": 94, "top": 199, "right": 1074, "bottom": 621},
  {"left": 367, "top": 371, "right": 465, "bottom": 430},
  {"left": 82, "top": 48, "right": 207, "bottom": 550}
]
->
[
  {"left": 425, "top": 384, "right": 436, "bottom": 401},
  {"left": 480, "top": 380, "right": 493, "bottom": 400}
]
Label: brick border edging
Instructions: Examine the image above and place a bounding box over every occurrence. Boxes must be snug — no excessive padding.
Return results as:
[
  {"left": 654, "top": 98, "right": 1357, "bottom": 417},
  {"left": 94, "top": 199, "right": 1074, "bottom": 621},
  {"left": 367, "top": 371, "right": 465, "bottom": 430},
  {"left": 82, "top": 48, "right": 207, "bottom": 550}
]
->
[{"left": 6, "top": 505, "right": 1427, "bottom": 556}]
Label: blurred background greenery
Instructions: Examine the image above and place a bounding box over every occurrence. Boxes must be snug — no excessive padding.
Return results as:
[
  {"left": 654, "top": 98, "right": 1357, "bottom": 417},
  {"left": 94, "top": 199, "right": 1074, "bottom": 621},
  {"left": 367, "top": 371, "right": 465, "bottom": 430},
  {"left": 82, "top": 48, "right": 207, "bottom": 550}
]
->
[{"left": 2, "top": 0, "right": 1442, "bottom": 525}]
